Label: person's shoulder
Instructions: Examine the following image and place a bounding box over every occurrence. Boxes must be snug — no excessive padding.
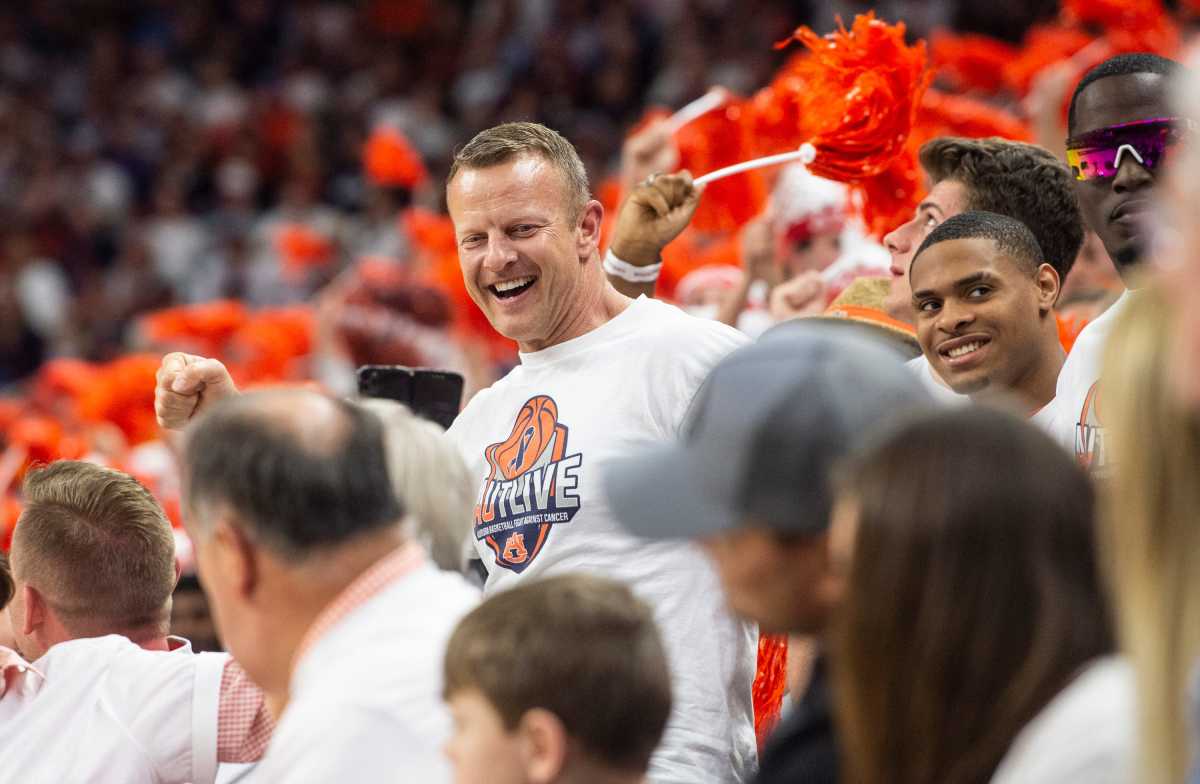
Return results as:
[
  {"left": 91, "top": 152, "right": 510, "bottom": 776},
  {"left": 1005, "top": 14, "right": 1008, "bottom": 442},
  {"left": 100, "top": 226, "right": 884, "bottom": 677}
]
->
[{"left": 989, "top": 657, "right": 1134, "bottom": 784}]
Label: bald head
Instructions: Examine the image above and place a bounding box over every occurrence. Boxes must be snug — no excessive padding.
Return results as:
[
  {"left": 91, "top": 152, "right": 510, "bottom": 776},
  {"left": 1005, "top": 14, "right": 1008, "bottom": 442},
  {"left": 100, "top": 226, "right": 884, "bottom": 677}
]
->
[{"left": 183, "top": 388, "right": 403, "bottom": 559}]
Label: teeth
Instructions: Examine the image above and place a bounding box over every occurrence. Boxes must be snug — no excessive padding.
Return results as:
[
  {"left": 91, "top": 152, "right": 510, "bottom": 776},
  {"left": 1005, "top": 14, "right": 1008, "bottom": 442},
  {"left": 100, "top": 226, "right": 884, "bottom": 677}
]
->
[
  {"left": 493, "top": 277, "right": 534, "bottom": 293},
  {"left": 947, "top": 341, "right": 983, "bottom": 358}
]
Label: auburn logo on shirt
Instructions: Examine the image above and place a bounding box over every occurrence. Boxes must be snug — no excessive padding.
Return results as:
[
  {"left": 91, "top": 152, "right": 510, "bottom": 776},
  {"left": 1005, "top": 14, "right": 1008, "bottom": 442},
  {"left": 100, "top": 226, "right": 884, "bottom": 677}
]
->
[
  {"left": 473, "top": 395, "right": 583, "bottom": 573},
  {"left": 1075, "top": 381, "right": 1107, "bottom": 473}
]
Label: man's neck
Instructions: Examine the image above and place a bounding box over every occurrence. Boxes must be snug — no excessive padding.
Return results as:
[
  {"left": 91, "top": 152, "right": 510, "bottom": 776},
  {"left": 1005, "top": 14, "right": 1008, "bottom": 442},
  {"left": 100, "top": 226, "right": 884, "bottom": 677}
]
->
[{"left": 518, "top": 272, "right": 632, "bottom": 354}]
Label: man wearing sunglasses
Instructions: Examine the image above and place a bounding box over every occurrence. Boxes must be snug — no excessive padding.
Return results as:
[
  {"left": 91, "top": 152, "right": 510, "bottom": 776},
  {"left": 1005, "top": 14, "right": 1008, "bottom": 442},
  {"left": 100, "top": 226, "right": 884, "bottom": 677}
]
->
[{"left": 1044, "top": 53, "right": 1183, "bottom": 472}]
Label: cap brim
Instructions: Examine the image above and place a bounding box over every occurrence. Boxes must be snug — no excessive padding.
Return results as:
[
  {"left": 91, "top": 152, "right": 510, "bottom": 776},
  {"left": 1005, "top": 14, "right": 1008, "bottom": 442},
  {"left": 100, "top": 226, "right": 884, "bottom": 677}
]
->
[{"left": 604, "top": 443, "right": 738, "bottom": 540}]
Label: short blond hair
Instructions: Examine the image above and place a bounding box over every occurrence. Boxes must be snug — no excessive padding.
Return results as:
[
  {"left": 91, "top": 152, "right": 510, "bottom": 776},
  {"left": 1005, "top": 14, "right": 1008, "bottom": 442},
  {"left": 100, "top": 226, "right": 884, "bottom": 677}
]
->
[
  {"left": 448, "top": 122, "right": 590, "bottom": 220},
  {"left": 12, "top": 461, "right": 176, "bottom": 636}
]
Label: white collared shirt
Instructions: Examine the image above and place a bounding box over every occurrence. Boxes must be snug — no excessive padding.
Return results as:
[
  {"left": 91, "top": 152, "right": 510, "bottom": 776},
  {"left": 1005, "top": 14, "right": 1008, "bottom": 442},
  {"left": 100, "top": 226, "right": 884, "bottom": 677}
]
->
[
  {"left": 246, "top": 543, "right": 479, "bottom": 783},
  {"left": 0, "top": 635, "right": 229, "bottom": 784}
]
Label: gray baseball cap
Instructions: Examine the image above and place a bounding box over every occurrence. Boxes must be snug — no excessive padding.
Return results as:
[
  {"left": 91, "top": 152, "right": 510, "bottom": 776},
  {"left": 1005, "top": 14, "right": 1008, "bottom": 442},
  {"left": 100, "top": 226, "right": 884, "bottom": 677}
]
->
[{"left": 605, "top": 321, "right": 933, "bottom": 539}]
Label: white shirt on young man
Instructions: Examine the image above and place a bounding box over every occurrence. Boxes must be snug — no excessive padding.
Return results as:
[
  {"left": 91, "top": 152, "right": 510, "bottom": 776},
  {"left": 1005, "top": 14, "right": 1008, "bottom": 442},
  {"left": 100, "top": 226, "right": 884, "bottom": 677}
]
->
[
  {"left": 1039, "top": 289, "right": 1135, "bottom": 472},
  {"left": 0, "top": 634, "right": 268, "bottom": 784},
  {"left": 905, "top": 355, "right": 968, "bottom": 405},
  {"left": 248, "top": 542, "right": 478, "bottom": 783},
  {"left": 447, "top": 296, "right": 758, "bottom": 784}
]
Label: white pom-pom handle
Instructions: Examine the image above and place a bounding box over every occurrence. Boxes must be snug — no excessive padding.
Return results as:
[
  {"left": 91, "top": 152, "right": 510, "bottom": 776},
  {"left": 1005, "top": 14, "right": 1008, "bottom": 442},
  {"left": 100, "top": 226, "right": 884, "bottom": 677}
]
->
[{"left": 693, "top": 143, "right": 817, "bottom": 187}]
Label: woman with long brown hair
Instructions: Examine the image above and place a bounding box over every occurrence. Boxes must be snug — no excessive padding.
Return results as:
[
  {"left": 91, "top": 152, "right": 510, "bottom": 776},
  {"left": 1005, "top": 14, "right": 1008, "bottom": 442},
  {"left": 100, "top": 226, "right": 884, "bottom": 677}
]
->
[{"left": 829, "top": 406, "right": 1124, "bottom": 784}]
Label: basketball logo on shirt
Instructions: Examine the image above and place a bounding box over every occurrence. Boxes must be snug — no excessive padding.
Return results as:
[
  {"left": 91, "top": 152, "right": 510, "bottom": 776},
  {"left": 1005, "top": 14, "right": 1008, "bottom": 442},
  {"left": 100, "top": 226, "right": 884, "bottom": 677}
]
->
[
  {"left": 473, "top": 395, "right": 583, "bottom": 573},
  {"left": 1075, "top": 381, "right": 1107, "bottom": 473}
]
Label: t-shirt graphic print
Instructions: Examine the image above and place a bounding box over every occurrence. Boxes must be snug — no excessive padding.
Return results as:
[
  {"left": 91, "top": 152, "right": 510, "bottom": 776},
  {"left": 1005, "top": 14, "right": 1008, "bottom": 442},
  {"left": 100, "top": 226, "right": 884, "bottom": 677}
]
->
[{"left": 474, "top": 395, "right": 583, "bottom": 573}]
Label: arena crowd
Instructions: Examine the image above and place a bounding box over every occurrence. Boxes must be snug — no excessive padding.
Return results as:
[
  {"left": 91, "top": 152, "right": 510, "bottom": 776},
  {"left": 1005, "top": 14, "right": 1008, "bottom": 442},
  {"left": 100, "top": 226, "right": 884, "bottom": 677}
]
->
[{"left": 3, "top": 1, "right": 1200, "bottom": 783}]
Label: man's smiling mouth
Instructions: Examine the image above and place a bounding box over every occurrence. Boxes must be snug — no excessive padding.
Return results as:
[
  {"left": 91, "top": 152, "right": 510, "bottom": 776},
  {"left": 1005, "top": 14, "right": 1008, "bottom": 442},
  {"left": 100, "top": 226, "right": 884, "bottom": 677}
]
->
[{"left": 490, "top": 276, "right": 537, "bottom": 299}]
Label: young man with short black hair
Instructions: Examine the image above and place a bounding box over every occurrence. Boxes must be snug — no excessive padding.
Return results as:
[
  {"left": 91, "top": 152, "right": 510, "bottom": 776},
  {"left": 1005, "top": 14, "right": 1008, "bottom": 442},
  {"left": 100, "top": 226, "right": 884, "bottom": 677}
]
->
[{"left": 909, "top": 211, "right": 1064, "bottom": 415}]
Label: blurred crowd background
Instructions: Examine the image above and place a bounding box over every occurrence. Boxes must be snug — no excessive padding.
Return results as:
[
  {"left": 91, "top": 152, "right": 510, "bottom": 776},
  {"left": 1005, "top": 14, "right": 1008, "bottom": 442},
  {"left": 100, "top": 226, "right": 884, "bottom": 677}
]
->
[{"left": 0, "top": 0, "right": 1073, "bottom": 380}]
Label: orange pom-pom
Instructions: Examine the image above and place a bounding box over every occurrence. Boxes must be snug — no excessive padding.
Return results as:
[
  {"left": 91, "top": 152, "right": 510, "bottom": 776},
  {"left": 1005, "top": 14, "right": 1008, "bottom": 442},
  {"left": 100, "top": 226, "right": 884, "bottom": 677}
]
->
[
  {"left": 0, "top": 495, "right": 21, "bottom": 551},
  {"left": 915, "top": 89, "right": 1032, "bottom": 144},
  {"left": 676, "top": 100, "right": 767, "bottom": 233},
  {"left": 744, "top": 53, "right": 811, "bottom": 157},
  {"left": 774, "top": 13, "right": 932, "bottom": 182},
  {"left": 228, "top": 308, "right": 315, "bottom": 383},
  {"left": 753, "top": 634, "right": 788, "bottom": 748},
  {"left": 275, "top": 223, "right": 334, "bottom": 273},
  {"left": 1003, "top": 24, "right": 1095, "bottom": 96},
  {"left": 363, "top": 125, "right": 428, "bottom": 189},
  {"left": 1061, "top": 0, "right": 1179, "bottom": 56},
  {"left": 930, "top": 30, "right": 1020, "bottom": 94},
  {"left": 76, "top": 355, "right": 162, "bottom": 446},
  {"left": 140, "top": 300, "right": 249, "bottom": 358},
  {"left": 853, "top": 144, "right": 924, "bottom": 238}
]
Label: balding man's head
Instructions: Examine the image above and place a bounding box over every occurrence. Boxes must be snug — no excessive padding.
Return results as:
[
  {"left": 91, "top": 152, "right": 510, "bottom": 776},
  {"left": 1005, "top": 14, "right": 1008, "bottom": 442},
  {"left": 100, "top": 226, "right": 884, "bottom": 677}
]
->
[{"left": 183, "top": 388, "right": 404, "bottom": 559}]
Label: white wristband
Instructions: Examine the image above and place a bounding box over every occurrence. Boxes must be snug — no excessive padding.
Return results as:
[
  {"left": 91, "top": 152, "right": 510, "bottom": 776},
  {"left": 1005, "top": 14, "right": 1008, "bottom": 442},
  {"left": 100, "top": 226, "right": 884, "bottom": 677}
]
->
[{"left": 604, "top": 249, "right": 662, "bottom": 283}]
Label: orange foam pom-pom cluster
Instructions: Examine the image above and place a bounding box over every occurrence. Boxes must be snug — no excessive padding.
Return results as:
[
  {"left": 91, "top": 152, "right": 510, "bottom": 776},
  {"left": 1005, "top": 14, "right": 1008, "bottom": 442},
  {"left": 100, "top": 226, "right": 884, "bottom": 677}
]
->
[
  {"left": 676, "top": 100, "right": 767, "bottom": 233},
  {"left": 1061, "top": 0, "right": 1179, "bottom": 55},
  {"left": 363, "top": 126, "right": 428, "bottom": 189},
  {"left": 753, "top": 634, "right": 788, "bottom": 748},
  {"left": 770, "top": 13, "right": 932, "bottom": 183},
  {"left": 930, "top": 30, "right": 1019, "bottom": 94}
]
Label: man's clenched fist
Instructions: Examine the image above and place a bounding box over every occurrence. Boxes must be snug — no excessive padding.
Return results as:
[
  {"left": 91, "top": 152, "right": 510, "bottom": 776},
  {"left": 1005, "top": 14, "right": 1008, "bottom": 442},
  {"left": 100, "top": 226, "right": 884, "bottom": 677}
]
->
[
  {"left": 610, "top": 171, "right": 705, "bottom": 267},
  {"left": 154, "top": 352, "right": 239, "bottom": 431}
]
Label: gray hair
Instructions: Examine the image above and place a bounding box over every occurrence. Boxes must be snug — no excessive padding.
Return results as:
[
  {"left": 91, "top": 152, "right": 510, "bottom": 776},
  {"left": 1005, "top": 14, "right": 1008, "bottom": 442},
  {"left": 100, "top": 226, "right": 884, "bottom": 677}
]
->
[
  {"left": 447, "top": 122, "right": 590, "bottom": 220},
  {"left": 359, "top": 399, "right": 474, "bottom": 572}
]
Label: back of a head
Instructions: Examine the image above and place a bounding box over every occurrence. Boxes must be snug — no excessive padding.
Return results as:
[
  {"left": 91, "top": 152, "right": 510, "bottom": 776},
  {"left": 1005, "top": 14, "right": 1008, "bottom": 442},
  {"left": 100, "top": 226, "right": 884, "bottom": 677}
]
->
[
  {"left": 358, "top": 399, "right": 472, "bottom": 571},
  {"left": 443, "top": 573, "right": 672, "bottom": 774},
  {"left": 183, "top": 389, "right": 403, "bottom": 559},
  {"left": 12, "top": 461, "right": 176, "bottom": 637},
  {"left": 919, "top": 137, "right": 1083, "bottom": 280},
  {"left": 1102, "top": 286, "right": 1200, "bottom": 784},
  {"left": 447, "top": 121, "right": 591, "bottom": 220},
  {"left": 833, "top": 406, "right": 1112, "bottom": 784}
]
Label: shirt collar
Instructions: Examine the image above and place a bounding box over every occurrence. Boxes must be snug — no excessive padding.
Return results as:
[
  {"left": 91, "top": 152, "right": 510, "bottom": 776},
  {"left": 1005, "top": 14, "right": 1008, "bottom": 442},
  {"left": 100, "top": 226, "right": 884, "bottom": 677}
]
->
[
  {"left": 0, "top": 646, "right": 45, "bottom": 699},
  {"left": 293, "top": 541, "right": 425, "bottom": 670}
]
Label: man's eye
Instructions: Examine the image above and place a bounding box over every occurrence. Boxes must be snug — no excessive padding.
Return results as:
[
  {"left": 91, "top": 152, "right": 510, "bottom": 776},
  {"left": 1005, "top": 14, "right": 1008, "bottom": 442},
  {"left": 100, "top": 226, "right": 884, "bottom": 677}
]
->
[
  {"left": 967, "top": 286, "right": 990, "bottom": 298},
  {"left": 923, "top": 213, "right": 938, "bottom": 229},
  {"left": 512, "top": 224, "right": 537, "bottom": 236},
  {"left": 461, "top": 235, "right": 484, "bottom": 247},
  {"left": 918, "top": 300, "right": 940, "bottom": 313}
]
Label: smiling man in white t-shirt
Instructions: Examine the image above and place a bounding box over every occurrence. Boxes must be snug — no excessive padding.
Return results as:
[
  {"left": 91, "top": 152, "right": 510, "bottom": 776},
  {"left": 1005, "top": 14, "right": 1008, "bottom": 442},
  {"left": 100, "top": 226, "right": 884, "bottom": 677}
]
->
[{"left": 443, "top": 122, "right": 757, "bottom": 784}]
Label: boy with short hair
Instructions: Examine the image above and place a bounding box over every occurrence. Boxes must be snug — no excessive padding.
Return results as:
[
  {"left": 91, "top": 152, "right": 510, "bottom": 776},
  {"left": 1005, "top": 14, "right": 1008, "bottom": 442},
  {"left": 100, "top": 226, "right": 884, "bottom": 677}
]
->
[{"left": 442, "top": 574, "right": 672, "bottom": 784}]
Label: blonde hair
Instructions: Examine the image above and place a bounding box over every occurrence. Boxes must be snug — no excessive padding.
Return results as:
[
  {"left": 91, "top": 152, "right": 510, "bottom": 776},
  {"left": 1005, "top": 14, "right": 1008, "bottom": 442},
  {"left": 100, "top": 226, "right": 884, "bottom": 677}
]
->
[
  {"left": 447, "top": 122, "right": 590, "bottom": 220},
  {"left": 359, "top": 400, "right": 473, "bottom": 571},
  {"left": 1102, "top": 286, "right": 1200, "bottom": 784},
  {"left": 13, "top": 461, "right": 176, "bottom": 637}
]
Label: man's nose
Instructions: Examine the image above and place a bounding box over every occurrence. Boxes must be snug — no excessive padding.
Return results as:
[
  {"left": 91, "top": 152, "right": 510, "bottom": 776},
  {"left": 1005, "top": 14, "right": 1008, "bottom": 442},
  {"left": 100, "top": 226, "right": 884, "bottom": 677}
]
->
[
  {"left": 1113, "top": 152, "right": 1154, "bottom": 193},
  {"left": 482, "top": 235, "right": 518, "bottom": 271},
  {"left": 885, "top": 226, "right": 911, "bottom": 276},
  {"left": 939, "top": 300, "right": 975, "bottom": 332}
]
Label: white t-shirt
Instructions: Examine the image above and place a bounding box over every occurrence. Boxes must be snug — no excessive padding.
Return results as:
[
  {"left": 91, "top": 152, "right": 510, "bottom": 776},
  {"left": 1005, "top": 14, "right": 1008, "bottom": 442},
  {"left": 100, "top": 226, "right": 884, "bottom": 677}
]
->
[
  {"left": 0, "top": 635, "right": 227, "bottom": 784},
  {"left": 1039, "top": 290, "right": 1135, "bottom": 471},
  {"left": 990, "top": 657, "right": 1134, "bottom": 784},
  {"left": 250, "top": 562, "right": 479, "bottom": 783},
  {"left": 905, "top": 355, "right": 967, "bottom": 405},
  {"left": 447, "top": 296, "right": 758, "bottom": 784}
]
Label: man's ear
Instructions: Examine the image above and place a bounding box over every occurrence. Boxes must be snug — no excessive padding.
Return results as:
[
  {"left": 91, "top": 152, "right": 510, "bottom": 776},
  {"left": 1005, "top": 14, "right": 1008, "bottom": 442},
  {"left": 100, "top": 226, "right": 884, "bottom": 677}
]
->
[
  {"left": 577, "top": 200, "right": 604, "bottom": 262},
  {"left": 20, "top": 584, "right": 45, "bottom": 637},
  {"left": 212, "top": 516, "right": 260, "bottom": 602},
  {"left": 517, "top": 708, "right": 570, "bottom": 784},
  {"left": 1036, "top": 263, "right": 1061, "bottom": 312}
]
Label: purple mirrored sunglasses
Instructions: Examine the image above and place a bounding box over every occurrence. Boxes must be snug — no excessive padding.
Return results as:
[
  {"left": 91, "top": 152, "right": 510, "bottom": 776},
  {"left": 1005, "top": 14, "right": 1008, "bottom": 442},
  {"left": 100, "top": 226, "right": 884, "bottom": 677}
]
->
[{"left": 1065, "top": 117, "right": 1193, "bottom": 182}]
